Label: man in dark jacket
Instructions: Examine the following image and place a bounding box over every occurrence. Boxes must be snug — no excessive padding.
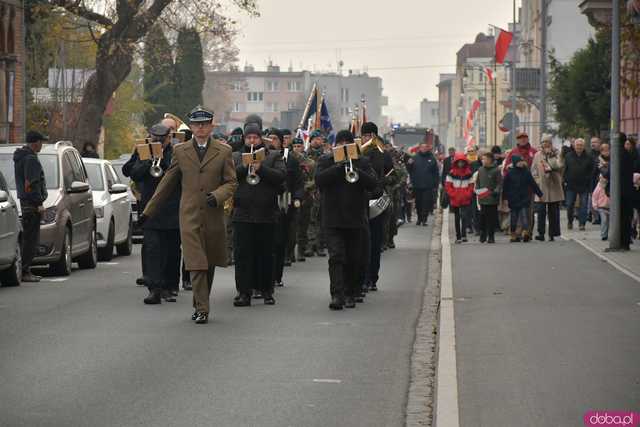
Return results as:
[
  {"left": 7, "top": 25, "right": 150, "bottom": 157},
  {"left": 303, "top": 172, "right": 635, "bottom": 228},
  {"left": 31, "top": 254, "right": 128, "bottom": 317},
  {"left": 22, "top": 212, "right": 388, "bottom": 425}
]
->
[
  {"left": 130, "top": 124, "right": 182, "bottom": 304},
  {"left": 563, "top": 138, "right": 595, "bottom": 230},
  {"left": 232, "top": 121, "right": 286, "bottom": 307},
  {"left": 316, "top": 130, "right": 378, "bottom": 310},
  {"left": 503, "top": 155, "right": 544, "bottom": 242},
  {"left": 14, "top": 131, "right": 49, "bottom": 282},
  {"left": 407, "top": 136, "right": 440, "bottom": 226}
]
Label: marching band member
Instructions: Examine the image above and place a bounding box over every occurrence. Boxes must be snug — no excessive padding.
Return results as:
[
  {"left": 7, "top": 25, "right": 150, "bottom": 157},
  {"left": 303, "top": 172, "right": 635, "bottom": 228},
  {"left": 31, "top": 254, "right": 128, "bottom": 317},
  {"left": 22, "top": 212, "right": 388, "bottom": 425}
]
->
[
  {"left": 128, "top": 124, "right": 181, "bottom": 304},
  {"left": 141, "top": 106, "right": 237, "bottom": 324},
  {"left": 306, "top": 130, "right": 328, "bottom": 257},
  {"left": 293, "top": 137, "right": 316, "bottom": 262},
  {"left": 232, "top": 121, "right": 286, "bottom": 307},
  {"left": 315, "top": 130, "right": 378, "bottom": 310}
]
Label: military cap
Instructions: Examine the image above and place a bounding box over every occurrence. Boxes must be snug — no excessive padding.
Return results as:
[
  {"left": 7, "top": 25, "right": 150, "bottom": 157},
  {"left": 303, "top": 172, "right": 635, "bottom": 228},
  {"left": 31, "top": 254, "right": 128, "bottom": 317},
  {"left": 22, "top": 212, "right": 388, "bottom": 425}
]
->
[
  {"left": 188, "top": 105, "right": 214, "bottom": 123},
  {"left": 149, "top": 124, "right": 170, "bottom": 137}
]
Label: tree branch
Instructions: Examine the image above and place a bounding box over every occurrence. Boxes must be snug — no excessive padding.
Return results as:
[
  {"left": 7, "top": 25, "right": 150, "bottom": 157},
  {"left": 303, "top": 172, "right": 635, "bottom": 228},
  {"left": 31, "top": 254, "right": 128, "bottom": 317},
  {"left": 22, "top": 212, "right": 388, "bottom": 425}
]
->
[{"left": 50, "top": 0, "right": 114, "bottom": 27}]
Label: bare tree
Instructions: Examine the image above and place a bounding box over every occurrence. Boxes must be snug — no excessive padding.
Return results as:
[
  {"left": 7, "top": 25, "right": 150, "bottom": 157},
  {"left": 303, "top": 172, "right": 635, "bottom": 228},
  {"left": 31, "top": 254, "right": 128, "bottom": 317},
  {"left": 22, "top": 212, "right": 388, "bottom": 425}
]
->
[{"left": 48, "top": 0, "right": 258, "bottom": 148}]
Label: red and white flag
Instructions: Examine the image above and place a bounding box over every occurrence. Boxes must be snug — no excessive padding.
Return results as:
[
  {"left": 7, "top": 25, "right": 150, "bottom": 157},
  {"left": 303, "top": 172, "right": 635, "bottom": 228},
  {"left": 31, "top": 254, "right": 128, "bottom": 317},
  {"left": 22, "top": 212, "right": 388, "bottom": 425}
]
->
[
  {"left": 495, "top": 29, "right": 513, "bottom": 64},
  {"left": 484, "top": 67, "right": 494, "bottom": 82},
  {"left": 475, "top": 187, "right": 492, "bottom": 199}
]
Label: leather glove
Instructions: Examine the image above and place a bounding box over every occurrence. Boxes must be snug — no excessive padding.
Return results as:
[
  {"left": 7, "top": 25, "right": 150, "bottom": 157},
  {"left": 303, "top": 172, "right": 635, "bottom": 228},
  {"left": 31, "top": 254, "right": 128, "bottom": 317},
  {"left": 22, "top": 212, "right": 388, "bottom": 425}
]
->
[{"left": 206, "top": 192, "right": 217, "bottom": 208}]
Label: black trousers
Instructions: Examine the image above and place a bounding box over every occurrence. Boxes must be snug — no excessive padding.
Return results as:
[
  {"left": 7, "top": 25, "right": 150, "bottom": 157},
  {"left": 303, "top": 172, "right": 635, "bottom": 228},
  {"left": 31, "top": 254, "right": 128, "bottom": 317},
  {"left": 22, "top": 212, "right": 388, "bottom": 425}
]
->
[
  {"left": 414, "top": 189, "right": 434, "bottom": 223},
  {"left": 367, "top": 212, "right": 386, "bottom": 286},
  {"left": 273, "top": 212, "right": 288, "bottom": 283},
  {"left": 21, "top": 209, "right": 41, "bottom": 272},
  {"left": 480, "top": 205, "right": 498, "bottom": 240},
  {"left": 621, "top": 199, "right": 634, "bottom": 249},
  {"left": 452, "top": 205, "right": 472, "bottom": 240},
  {"left": 358, "top": 223, "right": 371, "bottom": 290},
  {"left": 325, "top": 227, "right": 363, "bottom": 299},
  {"left": 536, "top": 202, "right": 561, "bottom": 237},
  {"left": 143, "top": 228, "right": 181, "bottom": 291},
  {"left": 285, "top": 208, "right": 297, "bottom": 262},
  {"left": 234, "top": 222, "right": 276, "bottom": 295}
]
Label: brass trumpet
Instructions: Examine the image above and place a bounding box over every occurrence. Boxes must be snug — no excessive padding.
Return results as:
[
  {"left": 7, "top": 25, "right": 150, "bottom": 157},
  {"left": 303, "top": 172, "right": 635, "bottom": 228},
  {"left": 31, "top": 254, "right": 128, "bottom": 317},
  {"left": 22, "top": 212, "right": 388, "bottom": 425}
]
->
[
  {"left": 357, "top": 136, "right": 384, "bottom": 155},
  {"left": 345, "top": 158, "right": 359, "bottom": 183}
]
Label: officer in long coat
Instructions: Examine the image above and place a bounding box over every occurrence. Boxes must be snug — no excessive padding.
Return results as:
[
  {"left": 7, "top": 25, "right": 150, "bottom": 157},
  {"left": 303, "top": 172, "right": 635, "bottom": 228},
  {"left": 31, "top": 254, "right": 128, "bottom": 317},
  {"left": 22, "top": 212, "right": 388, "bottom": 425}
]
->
[{"left": 142, "top": 106, "right": 237, "bottom": 324}]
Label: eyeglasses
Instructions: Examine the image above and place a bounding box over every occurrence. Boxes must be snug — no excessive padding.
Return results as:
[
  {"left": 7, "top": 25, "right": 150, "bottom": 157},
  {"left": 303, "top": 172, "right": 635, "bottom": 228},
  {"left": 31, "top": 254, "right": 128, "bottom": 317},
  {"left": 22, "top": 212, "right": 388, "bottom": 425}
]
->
[{"left": 191, "top": 122, "right": 212, "bottom": 128}]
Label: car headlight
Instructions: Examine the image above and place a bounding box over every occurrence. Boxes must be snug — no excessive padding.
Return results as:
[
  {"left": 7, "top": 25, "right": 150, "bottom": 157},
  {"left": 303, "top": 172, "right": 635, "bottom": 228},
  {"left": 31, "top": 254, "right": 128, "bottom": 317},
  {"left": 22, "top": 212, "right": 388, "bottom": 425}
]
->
[
  {"left": 40, "top": 206, "right": 57, "bottom": 225},
  {"left": 95, "top": 206, "right": 104, "bottom": 218}
]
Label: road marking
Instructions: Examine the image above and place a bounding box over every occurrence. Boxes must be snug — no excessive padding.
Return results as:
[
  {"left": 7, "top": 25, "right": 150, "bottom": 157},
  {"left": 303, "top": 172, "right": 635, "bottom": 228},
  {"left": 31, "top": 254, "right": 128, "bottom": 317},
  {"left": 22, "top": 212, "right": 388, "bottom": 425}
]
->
[
  {"left": 313, "top": 379, "right": 342, "bottom": 384},
  {"left": 435, "top": 209, "right": 460, "bottom": 427},
  {"left": 103, "top": 262, "right": 119, "bottom": 266},
  {"left": 564, "top": 237, "right": 640, "bottom": 284},
  {"left": 42, "top": 278, "right": 68, "bottom": 282}
]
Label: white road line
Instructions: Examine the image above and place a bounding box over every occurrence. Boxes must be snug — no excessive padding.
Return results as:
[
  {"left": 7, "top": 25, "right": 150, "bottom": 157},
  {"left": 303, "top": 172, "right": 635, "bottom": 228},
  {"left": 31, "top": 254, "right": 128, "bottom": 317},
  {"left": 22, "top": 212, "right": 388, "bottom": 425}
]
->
[
  {"left": 435, "top": 210, "right": 460, "bottom": 427},
  {"left": 42, "top": 278, "right": 68, "bottom": 282},
  {"left": 564, "top": 237, "right": 640, "bottom": 284},
  {"left": 103, "top": 262, "right": 120, "bottom": 266},
  {"left": 312, "top": 379, "right": 342, "bottom": 384}
]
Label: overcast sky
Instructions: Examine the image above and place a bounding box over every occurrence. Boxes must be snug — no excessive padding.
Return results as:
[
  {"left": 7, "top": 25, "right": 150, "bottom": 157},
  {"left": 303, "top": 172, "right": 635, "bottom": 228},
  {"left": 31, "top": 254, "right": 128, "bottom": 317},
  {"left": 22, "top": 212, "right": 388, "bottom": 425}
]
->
[{"left": 232, "top": 0, "right": 516, "bottom": 125}]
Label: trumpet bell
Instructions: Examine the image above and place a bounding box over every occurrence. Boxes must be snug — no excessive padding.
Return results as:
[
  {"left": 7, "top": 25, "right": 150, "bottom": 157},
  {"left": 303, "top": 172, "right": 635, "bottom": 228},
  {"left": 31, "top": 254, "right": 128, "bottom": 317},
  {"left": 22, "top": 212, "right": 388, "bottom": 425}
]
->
[
  {"left": 150, "top": 165, "right": 164, "bottom": 178},
  {"left": 246, "top": 173, "right": 261, "bottom": 185},
  {"left": 345, "top": 169, "right": 359, "bottom": 184}
]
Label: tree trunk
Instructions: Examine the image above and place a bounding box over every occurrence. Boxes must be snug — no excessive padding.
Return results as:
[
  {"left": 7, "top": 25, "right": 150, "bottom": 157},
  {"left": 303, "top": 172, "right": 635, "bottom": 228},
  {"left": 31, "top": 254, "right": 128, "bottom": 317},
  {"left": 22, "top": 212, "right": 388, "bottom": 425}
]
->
[{"left": 72, "top": 39, "right": 133, "bottom": 150}]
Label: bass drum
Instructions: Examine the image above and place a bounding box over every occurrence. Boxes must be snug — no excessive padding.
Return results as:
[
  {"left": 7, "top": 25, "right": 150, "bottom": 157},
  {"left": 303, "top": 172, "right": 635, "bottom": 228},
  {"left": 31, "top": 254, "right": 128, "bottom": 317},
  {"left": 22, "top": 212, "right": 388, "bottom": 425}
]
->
[{"left": 369, "top": 193, "right": 391, "bottom": 219}]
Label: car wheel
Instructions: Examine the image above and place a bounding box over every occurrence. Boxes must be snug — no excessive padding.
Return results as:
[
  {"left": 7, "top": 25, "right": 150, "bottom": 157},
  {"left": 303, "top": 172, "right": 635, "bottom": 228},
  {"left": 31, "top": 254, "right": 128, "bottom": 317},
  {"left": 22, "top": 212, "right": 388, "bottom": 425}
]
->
[
  {"left": 116, "top": 218, "right": 133, "bottom": 256},
  {"left": 78, "top": 228, "right": 98, "bottom": 269},
  {"left": 50, "top": 228, "right": 72, "bottom": 276},
  {"left": 0, "top": 242, "right": 22, "bottom": 287},
  {"left": 98, "top": 220, "right": 115, "bottom": 262}
]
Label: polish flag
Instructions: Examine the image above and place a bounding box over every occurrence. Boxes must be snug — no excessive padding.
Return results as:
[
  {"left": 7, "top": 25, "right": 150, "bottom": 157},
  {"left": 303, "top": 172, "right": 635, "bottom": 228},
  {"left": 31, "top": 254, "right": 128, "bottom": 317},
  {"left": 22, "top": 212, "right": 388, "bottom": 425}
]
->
[
  {"left": 495, "top": 29, "right": 513, "bottom": 64},
  {"left": 475, "top": 187, "right": 492, "bottom": 199}
]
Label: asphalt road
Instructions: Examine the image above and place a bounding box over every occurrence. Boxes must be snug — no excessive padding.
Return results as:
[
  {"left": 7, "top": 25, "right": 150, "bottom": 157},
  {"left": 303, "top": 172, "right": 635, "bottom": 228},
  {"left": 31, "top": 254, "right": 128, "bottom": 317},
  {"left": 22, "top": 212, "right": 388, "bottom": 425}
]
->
[
  {"left": 0, "top": 223, "right": 432, "bottom": 427},
  {"left": 451, "top": 226, "right": 640, "bottom": 427}
]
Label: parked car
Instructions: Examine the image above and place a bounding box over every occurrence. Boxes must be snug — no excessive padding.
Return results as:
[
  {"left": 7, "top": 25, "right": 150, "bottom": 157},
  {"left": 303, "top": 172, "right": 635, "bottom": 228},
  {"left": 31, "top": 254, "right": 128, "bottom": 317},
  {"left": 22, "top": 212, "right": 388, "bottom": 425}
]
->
[
  {"left": 0, "top": 170, "right": 21, "bottom": 286},
  {"left": 0, "top": 141, "right": 97, "bottom": 276},
  {"left": 83, "top": 158, "right": 133, "bottom": 261},
  {"left": 109, "top": 155, "right": 143, "bottom": 241}
]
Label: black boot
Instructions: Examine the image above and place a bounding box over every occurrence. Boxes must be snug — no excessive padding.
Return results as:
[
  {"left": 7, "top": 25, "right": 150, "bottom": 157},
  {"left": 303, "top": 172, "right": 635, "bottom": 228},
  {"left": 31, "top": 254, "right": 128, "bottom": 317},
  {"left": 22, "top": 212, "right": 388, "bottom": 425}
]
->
[
  {"left": 344, "top": 296, "right": 356, "bottom": 308},
  {"left": 264, "top": 293, "right": 276, "bottom": 305},
  {"left": 144, "top": 288, "right": 162, "bottom": 305},
  {"left": 234, "top": 293, "right": 252, "bottom": 307},
  {"left": 161, "top": 290, "right": 177, "bottom": 302},
  {"left": 329, "top": 296, "right": 344, "bottom": 310}
]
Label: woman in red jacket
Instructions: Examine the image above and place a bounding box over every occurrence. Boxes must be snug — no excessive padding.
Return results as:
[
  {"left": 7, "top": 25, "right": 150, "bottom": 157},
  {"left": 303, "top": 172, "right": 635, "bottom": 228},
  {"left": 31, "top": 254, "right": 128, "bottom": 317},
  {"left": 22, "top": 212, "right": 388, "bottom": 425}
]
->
[{"left": 445, "top": 153, "right": 475, "bottom": 243}]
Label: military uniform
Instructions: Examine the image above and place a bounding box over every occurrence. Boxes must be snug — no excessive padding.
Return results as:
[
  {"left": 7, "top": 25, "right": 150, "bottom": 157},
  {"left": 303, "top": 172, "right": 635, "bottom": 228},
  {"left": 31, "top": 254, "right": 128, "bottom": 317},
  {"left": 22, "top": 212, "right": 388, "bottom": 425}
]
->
[
  {"left": 296, "top": 152, "right": 316, "bottom": 261},
  {"left": 306, "top": 145, "right": 326, "bottom": 257}
]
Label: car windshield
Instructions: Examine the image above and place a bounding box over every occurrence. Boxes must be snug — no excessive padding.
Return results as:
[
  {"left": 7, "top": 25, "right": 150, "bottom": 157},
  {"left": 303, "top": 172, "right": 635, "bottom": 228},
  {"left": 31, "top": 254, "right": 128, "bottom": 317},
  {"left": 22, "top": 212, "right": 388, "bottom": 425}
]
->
[
  {"left": 84, "top": 163, "right": 104, "bottom": 191},
  {"left": 0, "top": 153, "right": 59, "bottom": 190}
]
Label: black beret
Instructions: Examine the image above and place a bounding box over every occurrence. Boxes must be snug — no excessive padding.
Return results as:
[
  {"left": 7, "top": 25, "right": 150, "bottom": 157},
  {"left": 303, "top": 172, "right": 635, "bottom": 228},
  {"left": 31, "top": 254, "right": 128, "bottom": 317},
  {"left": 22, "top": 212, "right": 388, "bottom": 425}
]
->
[
  {"left": 231, "top": 127, "right": 244, "bottom": 136},
  {"left": 361, "top": 122, "right": 378, "bottom": 135},
  {"left": 268, "top": 128, "right": 284, "bottom": 143},
  {"left": 244, "top": 123, "right": 262, "bottom": 138},
  {"left": 150, "top": 124, "right": 170, "bottom": 137},
  {"left": 292, "top": 137, "right": 304, "bottom": 145},
  {"left": 335, "top": 130, "right": 355, "bottom": 145},
  {"left": 244, "top": 114, "right": 263, "bottom": 130}
]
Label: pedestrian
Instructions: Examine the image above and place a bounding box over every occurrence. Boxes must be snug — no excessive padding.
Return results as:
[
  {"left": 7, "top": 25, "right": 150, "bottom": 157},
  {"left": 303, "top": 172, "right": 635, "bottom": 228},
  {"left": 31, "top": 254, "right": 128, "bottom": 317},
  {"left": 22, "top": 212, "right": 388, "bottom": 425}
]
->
[
  {"left": 589, "top": 137, "right": 602, "bottom": 225},
  {"left": 531, "top": 134, "right": 564, "bottom": 242},
  {"left": 306, "top": 130, "right": 327, "bottom": 257},
  {"left": 129, "top": 124, "right": 182, "bottom": 305},
  {"left": 475, "top": 152, "right": 502, "bottom": 243},
  {"left": 407, "top": 133, "right": 440, "bottom": 226},
  {"left": 142, "top": 106, "right": 238, "bottom": 324},
  {"left": 440, "top": 147, "right": 456, "bottom": 209},
  {"left": 231, "top": 120, "right": 286, "bottom": 307},
  {"left": 592, "top": 145, "right": 610, "bottom": 241},
  {"left": 619, "top": 136, "right": 639, "bottom": 249},
  {"left": 13, "top": 131, "right": 48, "bottom": 282},
  {"left": 445, "top": 153, "right": 474, "bottom": 244},
  {"left": 466, "top": 146, "right": 482, "bottom": 233},
  {"left": 315, "top": 130, "right": 378, "bottom": 310},
  {"left": 81, "top": 142, "right": 100, "bottom": 159},
  {"left": 563, "top": 138, "right": 595, "bottom": 231},
  {"left": 503, "top": 131, "right": 537, "bottom": 172},
  {"left": 293, "top": 137, "right": 315, "bottom": 261},
  {"left": 503, "top": 154, "right": 544, "bottom": 242}
]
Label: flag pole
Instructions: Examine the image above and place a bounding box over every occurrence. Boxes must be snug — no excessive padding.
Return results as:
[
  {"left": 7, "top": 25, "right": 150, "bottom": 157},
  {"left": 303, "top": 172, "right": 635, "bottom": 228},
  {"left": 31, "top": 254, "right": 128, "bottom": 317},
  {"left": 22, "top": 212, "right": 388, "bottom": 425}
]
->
[{"left": 298, "top": 82, "right": 318, "bottom": 130}]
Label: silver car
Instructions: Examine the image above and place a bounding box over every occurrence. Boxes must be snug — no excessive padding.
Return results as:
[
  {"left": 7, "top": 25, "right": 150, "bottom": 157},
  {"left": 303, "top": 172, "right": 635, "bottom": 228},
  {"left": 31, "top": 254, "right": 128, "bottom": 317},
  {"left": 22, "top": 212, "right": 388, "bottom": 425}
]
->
[{"left": 0, "top": 170, "right": 21, "bottom": 286}]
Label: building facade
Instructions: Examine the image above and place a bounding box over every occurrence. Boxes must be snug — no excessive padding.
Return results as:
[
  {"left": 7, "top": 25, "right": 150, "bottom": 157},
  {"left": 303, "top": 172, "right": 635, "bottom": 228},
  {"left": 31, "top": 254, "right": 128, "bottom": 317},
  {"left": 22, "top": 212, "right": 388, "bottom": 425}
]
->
[
  {"left": 437, "top": 74, "right": 456, "bottom": 149},
  {"left": 0, "top": 0, "right": 24, "bottom": 144},
  {"left": 203, "top": 64, "right": 388, "bottom": 132},
  {"left": 419, "top": 99, "right": 439, "bottom": 130}
]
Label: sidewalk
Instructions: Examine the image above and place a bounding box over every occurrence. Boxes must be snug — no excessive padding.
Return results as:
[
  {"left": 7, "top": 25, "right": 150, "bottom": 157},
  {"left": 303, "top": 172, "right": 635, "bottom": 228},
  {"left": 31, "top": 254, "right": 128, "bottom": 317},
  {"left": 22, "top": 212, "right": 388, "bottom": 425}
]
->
[
  {"left": 446, "top": 214, "right": 640, "bottom": 427},
  {"left": 563, "top": 223, "right": 640, "bottom": 280}
]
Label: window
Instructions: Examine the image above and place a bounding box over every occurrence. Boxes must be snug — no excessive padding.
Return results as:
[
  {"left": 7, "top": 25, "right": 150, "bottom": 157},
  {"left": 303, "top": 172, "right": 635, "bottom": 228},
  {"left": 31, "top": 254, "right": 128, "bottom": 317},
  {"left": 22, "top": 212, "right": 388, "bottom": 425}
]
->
[
  {"left": 0, "top": 154, "right": 59, "bottom": 190},
  {"left": 287, "top": 81, "right": 302, "bottom": 92},
  {"left": 232, "top": 102, "right": 244, "bottom": 113},
  {"left": 287, "top": 101, "right": 296, "bottom": 110},
  {"left": 106, "top": 165, "right": 119, "bottom": 188},
  {"left": 247, "top": 92, "right": 263, "bottom": 102},
  {"left": 85, "top": 163, "right": 104, "bottom": 191},
  {"left": 266, "top": 102, "right": 279, "bottom": 113},
  {"left": 341, "top": 88, "right": 350, "bottom": 103},
  {"left": 232, "top": 81, "right": 243, "bottom": 91},
  {"left": 266, "top": 81, "right": 279, "bottom": 92}
]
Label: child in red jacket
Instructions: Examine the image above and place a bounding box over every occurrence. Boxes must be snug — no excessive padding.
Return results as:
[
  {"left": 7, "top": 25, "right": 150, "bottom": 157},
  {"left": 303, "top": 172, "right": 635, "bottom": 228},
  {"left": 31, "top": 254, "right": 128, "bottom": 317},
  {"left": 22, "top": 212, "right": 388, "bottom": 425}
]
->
[{"left": 445, "top": 153, "right": 475, "bottom": 243}]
